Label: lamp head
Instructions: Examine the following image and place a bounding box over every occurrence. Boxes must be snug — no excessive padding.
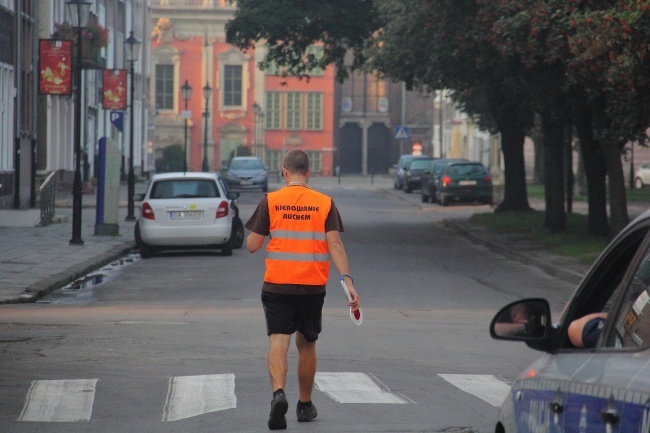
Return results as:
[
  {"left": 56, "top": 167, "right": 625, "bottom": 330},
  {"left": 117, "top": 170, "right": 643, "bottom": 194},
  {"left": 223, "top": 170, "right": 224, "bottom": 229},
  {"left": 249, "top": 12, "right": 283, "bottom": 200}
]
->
[
  {"left": 65, "top": 0, "right": 92, "bottom": 28},
  {"left": 124, "top": 31, "right": 141, "bottom": 63},
  {"left": 203, "top": 83, "right": 212, "bottom": 100},
  {"left": 181, "top": 80, "right": 192, "bottom": 101}
]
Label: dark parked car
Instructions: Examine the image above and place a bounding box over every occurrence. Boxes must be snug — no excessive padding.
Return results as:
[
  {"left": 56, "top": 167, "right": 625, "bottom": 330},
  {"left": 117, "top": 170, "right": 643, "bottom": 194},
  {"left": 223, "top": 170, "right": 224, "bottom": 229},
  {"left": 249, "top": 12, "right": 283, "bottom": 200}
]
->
[
  {"left": 421, "top": 158, "right": 466, "bottom": 203},
  {"left": 435, "top": 161, "right": 493, "bottom": 206},
  {"left": 489, "top": 208, "right": 650, "bottom": 433},
  {"left": 403, "top": 156, "right": 434, "bottom": 193},
  {"left": 393, "top": 154, "right": 415, "bottom": 190},
  {"left": 222, "top": 156, "right": 268, "bottom": 192}
]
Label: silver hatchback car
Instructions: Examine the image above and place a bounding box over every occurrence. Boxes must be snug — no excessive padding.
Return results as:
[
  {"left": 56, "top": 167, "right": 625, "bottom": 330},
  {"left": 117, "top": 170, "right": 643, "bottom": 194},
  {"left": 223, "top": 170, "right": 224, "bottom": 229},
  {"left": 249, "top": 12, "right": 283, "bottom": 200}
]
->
[
  {"left": 489, "top": 209, "right": 650, "bottom": 433},
  {"left": 134, "top": 172, "right": 239, "bottom": 257}
]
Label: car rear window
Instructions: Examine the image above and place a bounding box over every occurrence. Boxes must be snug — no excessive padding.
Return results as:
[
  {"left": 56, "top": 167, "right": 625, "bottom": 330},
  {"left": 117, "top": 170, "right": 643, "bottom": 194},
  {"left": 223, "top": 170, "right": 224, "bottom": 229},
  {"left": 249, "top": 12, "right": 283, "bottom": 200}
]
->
[
  {"left": 399, "top": 156, "right": 414, "bottom": 168},
  {"left": 448, "top": 164, "right": 486, "bottom": 176},
  {"left": 409, "top": 159, "right": 432, "bottom": 170},
  {"left": 230, "top": 159, "right": 264, "bottom": 170},
  {"left": 150, "top": 179, "right": 220, "bottom": 199}
]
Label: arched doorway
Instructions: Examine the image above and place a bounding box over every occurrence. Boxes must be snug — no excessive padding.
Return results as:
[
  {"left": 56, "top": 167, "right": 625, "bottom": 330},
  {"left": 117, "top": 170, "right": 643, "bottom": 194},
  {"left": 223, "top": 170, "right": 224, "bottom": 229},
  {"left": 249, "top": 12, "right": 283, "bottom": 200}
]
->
[
  {"left": 339, "top": 123, "right": 362, "bottom": 174},
  {"left": 368, "top": 123, "right": 391, "bottom": 175}
]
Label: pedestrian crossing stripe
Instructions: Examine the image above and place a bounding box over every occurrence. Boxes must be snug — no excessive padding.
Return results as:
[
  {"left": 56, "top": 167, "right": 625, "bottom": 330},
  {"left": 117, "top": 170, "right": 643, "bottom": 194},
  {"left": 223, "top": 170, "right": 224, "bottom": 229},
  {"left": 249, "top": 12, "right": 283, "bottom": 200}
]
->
[
  {"left": 162, "top": 374, "right": 237, "bottom": 422},
  {"left": 19, "top": 379, "right": 97, "bottom": 422},
  {"left": 315, "top": 372, "right": 410, "bottom": 404},
  {"left": 16, "top": 373, "right": 510, "bottom": 422},
  {"left": 438, "top": 374, "right": 511, "bottom": 407}
]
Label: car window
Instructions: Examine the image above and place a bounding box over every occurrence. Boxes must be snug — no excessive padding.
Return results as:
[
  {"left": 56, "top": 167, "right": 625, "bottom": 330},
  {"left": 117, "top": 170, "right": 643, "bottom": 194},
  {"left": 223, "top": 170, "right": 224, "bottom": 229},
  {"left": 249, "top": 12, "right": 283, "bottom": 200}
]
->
[
  {"left": 399, "top": 156, "right": 413, "bottom": 169},
  {"left": 434, "top": 161, "right": 448, "bottom": 174},
  {"left": 608, "top": 242, "right": 650, "bottom": 349},
  {"left": 230, "top": 159, "right": 264, "bottom": 170},
  {"left": 556, "top": 225, "right": 649, "bottom": 349},
  {"left": 150, "top": 179, "right": 220, "bottom": 199},
  {"left": 409, "top": 159, "right": 432, "bottom": 170},
  {"left": 452, "top": 164, "right": 486, "bottom": 176}
]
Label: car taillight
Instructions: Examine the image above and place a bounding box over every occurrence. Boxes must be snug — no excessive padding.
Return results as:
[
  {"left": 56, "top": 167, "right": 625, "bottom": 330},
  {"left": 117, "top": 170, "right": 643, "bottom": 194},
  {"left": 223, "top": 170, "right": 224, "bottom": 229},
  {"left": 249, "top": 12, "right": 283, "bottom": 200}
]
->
[
  {"left": 216, "top": 201, "right": 229, "bottom": 219},
  {"left": 485, "top": 176, "right": 492, "bottom": 183},
  {"left": 441, "top": 176, "right": 452, "bottom": 187},
  {"left": 142, "top": 202, "right": 155, "bottom": 220}
]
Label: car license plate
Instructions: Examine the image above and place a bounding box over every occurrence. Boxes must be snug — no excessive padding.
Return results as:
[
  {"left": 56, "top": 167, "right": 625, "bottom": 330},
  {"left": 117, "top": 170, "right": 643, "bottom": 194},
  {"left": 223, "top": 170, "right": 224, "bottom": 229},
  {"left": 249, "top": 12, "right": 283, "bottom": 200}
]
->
[
  {"left": 170, "top": 211, "right": 202, "bottom": 220},
  {"left": 240, "top": 180, "right": 252, "bottom": 185},
  {"left": 459, "top": 180, "right": 477, "bottom": 186}
]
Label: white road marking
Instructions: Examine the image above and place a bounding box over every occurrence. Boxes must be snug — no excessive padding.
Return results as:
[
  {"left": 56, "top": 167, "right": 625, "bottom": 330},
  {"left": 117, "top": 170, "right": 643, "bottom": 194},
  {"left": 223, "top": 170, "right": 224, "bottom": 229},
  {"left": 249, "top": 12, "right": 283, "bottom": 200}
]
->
[
  {"left": 315, "top": 372, "right": 410, "bottom": 404},
  {"left": 18, "top": 379, "right": 98, "bottom": 422},
  {"left": 438, "top": 374, "right": 511, "bottom": 407},
  {"left": 162, "top": 374, "right": 236, "bottom": 422}
]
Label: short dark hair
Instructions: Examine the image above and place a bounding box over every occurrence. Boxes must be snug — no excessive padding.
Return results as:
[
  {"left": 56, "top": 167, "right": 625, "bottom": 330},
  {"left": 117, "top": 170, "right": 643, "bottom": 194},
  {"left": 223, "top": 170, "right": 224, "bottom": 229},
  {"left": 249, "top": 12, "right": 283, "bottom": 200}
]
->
[{"left": 283, "top": 150, "right": 310, "bottom": 175}]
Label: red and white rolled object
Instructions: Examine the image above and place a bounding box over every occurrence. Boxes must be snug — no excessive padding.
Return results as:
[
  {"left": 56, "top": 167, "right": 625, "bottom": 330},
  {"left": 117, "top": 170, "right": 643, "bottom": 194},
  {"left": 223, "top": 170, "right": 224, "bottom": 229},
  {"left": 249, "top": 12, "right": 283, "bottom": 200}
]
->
[{"left": 340, "top": 277, "right": 362, "bottom": 326}]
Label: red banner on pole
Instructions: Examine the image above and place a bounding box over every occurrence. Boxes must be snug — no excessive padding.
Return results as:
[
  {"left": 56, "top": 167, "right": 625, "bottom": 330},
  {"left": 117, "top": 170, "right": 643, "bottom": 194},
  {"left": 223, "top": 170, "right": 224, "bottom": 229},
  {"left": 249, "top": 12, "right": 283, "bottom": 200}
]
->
[
  {"left": 39, "top": 39, "right": 72, "bottom": 95},
  {"left": 102, "top": 69, "right": 127, "bottom": 110}
]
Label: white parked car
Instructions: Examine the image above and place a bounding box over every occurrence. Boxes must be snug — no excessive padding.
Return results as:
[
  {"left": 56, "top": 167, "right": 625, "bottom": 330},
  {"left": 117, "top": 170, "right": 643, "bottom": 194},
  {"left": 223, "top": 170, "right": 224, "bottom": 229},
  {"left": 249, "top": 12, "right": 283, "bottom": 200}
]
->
[
  {"left": 634, "top": 161, "right": 650, "bottom": 189},
  {"left": 134, "top": 172, "right": 240, "bottom": 258}
]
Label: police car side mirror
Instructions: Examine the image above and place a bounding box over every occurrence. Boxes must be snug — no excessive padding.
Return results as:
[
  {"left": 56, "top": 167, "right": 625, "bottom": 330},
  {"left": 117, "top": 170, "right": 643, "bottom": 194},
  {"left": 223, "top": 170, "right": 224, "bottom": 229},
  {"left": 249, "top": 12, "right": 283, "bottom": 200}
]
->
[{"left": 490, "top": 298, "right": 551, "bottom": 343}]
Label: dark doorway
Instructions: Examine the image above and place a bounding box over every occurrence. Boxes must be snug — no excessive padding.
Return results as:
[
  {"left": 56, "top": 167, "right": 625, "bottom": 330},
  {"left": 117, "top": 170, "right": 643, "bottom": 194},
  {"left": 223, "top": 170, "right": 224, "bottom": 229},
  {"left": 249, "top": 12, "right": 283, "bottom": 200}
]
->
[
  {"left": 339, "top": 123, "right": 362, "bottom": 174},
  {"left": 368, "top": 123, "right": 391, "bottom": 175}
]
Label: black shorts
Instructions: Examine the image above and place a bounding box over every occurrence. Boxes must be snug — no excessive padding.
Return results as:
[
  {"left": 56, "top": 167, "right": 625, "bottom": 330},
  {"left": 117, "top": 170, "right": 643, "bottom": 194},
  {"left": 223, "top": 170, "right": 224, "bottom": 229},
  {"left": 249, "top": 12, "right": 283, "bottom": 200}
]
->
[{"left": 261, "top": 291, "right": 326, "bottom": 342}]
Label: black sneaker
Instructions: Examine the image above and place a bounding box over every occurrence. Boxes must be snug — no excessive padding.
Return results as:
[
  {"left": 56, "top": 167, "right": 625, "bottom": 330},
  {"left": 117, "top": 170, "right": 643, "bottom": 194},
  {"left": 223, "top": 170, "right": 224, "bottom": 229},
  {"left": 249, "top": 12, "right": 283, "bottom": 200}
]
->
[
  {"left": 296, "top": 401, "right": 318, "bottom": 422},
  {"left": 268, "top": 391, "right": 288, "bottom": 430}
]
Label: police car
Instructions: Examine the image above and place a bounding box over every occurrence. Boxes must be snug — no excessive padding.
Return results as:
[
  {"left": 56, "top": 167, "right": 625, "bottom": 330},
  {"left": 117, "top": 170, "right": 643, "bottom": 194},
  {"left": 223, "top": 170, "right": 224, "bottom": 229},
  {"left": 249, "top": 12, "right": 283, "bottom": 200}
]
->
[{"left": 489, "top": 208, "right": 650, "bottom": 433}]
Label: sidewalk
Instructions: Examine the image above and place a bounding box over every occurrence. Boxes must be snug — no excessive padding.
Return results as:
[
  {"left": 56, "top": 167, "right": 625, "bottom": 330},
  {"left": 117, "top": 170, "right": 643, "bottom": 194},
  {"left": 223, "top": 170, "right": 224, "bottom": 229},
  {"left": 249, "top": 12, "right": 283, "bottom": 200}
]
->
[
  {"left": 0, "top": 174, "right": 647, "bottom": 304},
  {"left": 0, "top": 185, "right": 138, "bottom": 304}
]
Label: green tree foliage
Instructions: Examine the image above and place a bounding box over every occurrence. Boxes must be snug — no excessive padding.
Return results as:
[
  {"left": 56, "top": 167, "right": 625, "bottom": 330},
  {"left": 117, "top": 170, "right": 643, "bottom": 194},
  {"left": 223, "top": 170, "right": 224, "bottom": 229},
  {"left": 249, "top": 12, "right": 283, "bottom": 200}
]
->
[
  {"left": 370, "top": 0, "right": 535, "bottom": 213},
  {"left": 227, "top": 0, "right": 650, "bottom": 235},
  {"left": 226, "top": 0, "right": 382, "bottom": 81}
]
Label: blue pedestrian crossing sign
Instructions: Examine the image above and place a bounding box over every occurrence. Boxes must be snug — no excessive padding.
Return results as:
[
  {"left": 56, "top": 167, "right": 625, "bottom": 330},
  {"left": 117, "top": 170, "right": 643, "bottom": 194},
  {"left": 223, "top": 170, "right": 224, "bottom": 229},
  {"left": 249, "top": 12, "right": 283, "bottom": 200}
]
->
[{"left": 394, "top": 125, "right": 409, "bottom": 139}]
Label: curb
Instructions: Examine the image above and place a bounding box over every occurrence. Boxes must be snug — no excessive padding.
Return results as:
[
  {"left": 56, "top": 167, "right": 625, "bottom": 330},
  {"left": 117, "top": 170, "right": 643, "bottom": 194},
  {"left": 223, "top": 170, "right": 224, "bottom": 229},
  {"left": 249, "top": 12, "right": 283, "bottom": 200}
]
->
[
  {"left": 1, "top": 241, "right": 136, "bottom": 305},
  {"left": 443, "top": 219, "right": 584, "bottom": 286}
]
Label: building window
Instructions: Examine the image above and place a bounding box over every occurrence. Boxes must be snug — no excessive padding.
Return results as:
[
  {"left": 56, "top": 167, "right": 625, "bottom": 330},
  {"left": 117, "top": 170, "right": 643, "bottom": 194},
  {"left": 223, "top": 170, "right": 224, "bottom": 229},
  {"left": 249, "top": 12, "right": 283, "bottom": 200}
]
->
[
  {"left": 306, "top": 151, "right": 322, "bottom": 173},
  {"left": 306, "top": 92, "right": 323, "bottom": 131},
  {"left": 286, "top": 92, "right": 302, "bottom": 130},
  {"left": 306, "top": 45, "right": 324, "bottom": 76},
  {"left": 224, "top": 65, "right": 242, "bottom": 107},
  {"left": 155, "top": 64, "right": 174, "bottom": 110},
  {"left": 265, "top": 150, "right": 282, "bottom": 172},
  {"left": 265, "top": 91, "right": 281, "bottom": 130}
]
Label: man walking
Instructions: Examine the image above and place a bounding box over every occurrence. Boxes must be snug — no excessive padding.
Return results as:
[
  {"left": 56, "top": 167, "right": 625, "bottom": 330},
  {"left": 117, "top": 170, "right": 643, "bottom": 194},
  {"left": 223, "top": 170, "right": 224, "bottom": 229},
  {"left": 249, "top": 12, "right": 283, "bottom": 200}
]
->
[{"left": 245, "top": 150, "right": 360, "bottom": 430}]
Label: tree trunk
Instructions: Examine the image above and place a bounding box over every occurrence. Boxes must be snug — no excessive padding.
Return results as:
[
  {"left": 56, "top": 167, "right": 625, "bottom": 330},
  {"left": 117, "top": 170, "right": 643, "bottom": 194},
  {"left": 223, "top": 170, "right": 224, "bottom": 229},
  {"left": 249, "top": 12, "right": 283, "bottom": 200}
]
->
[
  {"left": 541, "top": 108, "right": 567, "bottom": 232},
  {"left": 573, "top": 104, "right": 609, "bottom": 236},
  {"left": 495, "top": 121, "right": 532, "bottom": 212},
  {"left": 591, "top": 99, "right": 628, "bottom": 236},
  {"left": 601, "top": 140, "right": 629, "bottom": 235}
]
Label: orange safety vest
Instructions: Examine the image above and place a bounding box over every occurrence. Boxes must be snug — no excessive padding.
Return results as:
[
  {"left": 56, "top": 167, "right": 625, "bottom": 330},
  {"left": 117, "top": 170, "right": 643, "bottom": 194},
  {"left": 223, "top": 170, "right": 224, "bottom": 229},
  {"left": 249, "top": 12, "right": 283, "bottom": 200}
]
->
[{"left": 265, "top": 186, "right": 332, "bottom": 285}]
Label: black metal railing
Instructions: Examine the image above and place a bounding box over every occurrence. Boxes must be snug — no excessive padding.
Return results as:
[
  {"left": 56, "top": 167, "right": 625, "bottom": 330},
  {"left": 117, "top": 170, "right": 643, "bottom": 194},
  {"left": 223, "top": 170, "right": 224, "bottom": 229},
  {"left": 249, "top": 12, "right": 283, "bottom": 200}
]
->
[{"left": 38, "top": 171, "right": 57, "bottom": 227}]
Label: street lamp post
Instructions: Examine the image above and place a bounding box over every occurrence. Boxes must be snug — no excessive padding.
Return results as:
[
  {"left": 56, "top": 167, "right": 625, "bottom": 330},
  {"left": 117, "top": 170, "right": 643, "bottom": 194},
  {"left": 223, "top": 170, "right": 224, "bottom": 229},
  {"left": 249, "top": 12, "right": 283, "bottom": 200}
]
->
[
  {"left": 181, "top": 80, "right": 192, "bottom": 172},
  {"left": 66, "top": 0, "right": 91, "bottom": 245},
  {"left": 201, "top": 83, "right": 212, "bottom": 172},
  {"left": 125, "top": 30, "right": 140, "bottom": 221}
]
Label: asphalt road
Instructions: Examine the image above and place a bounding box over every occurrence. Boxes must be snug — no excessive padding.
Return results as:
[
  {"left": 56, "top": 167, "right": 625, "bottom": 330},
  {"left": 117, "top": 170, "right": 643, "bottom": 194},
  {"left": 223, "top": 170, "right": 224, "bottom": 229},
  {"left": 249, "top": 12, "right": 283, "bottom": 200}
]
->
[{"left": 0, "top": 181, "right": 577, "bottom": 433}]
